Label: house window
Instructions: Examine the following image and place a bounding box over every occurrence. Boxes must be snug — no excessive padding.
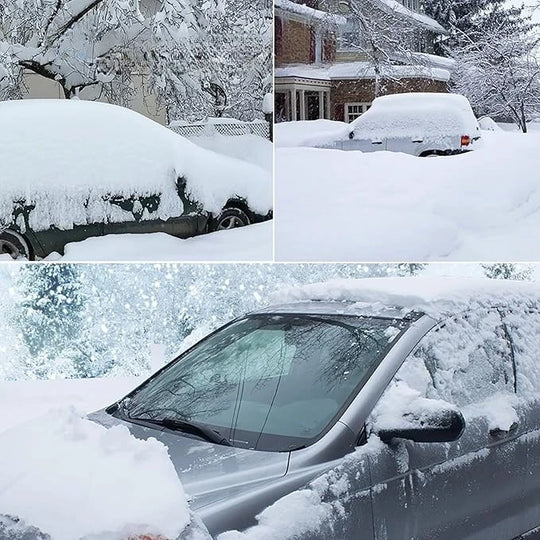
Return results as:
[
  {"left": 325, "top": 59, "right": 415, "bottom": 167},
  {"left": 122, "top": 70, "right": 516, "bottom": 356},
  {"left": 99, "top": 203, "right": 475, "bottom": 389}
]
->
[{"left": 345, "top": 102, "right": 371, "bottom": 122}]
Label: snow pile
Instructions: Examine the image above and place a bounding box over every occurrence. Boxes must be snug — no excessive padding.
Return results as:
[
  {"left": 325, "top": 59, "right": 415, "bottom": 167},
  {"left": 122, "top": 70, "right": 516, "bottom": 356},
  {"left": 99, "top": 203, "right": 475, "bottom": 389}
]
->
[
  {"left": 275, "top": 128, "right": 540, "bottom": 260},
  {"left": 274, "top": 277, "right": 540, "bottom": 318},
  {"left": 44, "top": 221, "right": 273, "bottom": 262},
  {"left": 0, "top": 408, "right": 203, "bottom": 540},
  {"left": 347, "top": 93, "right": 479, "bottom": 141},
  {"left": 0, "top": 100, "right": 272, "bottom": 233}
]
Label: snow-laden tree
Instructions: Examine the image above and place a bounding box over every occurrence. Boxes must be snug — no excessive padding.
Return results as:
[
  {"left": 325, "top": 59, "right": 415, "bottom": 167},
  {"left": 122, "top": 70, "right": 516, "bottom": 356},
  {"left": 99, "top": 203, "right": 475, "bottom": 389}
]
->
[
  {"left": 482, "top": 263, "right": 534, "bottom": 281},
  {"left": 425, "top": 0, "right": 531, "bottom": 49},
  {"left": 452, "top": 25, "right": 540, "bottom": 132},
  {"left": 0, "top": 0, "right": 222, "bottom": 112},
  {"left": 1, "top": 263, "right": 415, "bottom": 381},
  {"left": 318, "top": 0, "right": 438, "bottom": 98},
  {"left": 171, "top": 0, "right": 272, "bottom": 120}
]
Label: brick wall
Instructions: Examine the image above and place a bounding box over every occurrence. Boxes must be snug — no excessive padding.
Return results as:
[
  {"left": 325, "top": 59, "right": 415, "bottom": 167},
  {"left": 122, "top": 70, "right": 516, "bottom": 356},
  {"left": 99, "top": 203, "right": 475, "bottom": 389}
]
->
[
  {"left": 275, "top": 17, "right": 312, "bottom": 66},
  {"left": 331, "top": 78, "right": 448, "bottom": 121}
]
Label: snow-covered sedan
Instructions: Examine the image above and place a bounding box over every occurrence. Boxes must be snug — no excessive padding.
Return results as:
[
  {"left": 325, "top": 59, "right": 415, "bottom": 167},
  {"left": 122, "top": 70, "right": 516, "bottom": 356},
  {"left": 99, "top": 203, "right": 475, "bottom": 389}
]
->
[
  {"left": 92, "top": 277, "right": 540, "bottom": 539},
  {"left": 327, "top": 92, "right": 481, "bottom": 157},
  {"left": 0, "top": 100, "right": 272, "bottom": 260}
]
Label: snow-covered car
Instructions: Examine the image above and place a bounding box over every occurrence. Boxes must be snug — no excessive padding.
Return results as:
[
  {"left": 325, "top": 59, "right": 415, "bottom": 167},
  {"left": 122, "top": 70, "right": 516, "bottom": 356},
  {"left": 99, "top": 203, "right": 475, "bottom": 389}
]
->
[
  {"left": 0, "top": 100, "right": 273, "bottom": 260},
  {"left": 327, "top": 93, "right": 481, "bottom": 157},
  {"left": 91, "top": 278, "right": 540, "bottom": 538}
]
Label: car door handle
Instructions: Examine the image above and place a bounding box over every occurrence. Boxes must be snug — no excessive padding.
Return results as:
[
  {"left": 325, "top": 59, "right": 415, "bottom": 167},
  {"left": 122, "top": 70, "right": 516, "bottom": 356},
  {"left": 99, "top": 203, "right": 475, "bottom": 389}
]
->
[
  {"left": 371, "top": 140, "right": 383, "bottom": 145},
  {"left": 489, "top": 422, "right": 519, "bottom": 437},
  {"left": 412, "top": 139, "right": 423, "bottom": 143}
]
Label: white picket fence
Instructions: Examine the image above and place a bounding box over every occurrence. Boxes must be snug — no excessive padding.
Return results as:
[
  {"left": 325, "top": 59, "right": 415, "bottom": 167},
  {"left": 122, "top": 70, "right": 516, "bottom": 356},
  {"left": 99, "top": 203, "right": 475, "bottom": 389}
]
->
[{"left": 169, "top": 119, "right": 270, "bottom": 140}]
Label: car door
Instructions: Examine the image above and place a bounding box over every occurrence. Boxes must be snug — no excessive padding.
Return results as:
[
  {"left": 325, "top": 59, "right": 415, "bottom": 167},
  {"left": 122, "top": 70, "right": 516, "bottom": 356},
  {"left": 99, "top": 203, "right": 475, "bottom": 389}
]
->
[
  {"left": 367, "top": 307, "right": 527, "bottom": 539},
  {"left": 502, "top": 305, "right": 540, "bottom": 535},
  {"left": 102, "top": 189, "right": 202, "bottom": 240}
]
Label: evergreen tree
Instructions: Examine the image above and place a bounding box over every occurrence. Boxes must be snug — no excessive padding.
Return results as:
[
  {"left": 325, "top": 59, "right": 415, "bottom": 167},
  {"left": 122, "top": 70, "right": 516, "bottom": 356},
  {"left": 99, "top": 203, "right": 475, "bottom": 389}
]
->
[{"left": 15, "top": 264, "right": 85, "bottom": 378}]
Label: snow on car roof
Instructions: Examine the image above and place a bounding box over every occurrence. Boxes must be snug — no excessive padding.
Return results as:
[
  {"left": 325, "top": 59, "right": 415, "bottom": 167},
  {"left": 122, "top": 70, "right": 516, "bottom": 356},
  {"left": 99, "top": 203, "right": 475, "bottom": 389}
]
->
[
  {"left": 349, "top": 92, "right": 479, "bottom": 140},
  {"left": 274, "top": 277, "right": 540, "bottom": 320},
  {"left": 0, "top": 100, "right": 272, "bottom": 232}
]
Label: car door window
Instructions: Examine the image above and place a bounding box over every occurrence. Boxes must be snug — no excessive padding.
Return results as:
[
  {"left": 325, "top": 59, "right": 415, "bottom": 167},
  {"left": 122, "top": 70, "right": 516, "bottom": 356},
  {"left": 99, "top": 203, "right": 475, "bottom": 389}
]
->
[
  {"left": 394, "top": 308, "right": 515, "bottom": 407},
  {"left": 502, "top": 306, "right": 540, "bottom": 396}
]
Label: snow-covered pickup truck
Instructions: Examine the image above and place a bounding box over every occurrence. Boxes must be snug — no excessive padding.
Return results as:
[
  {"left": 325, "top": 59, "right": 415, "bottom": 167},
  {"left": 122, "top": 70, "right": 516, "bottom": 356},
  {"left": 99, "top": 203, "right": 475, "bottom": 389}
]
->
[
  {"left": 326, "top": 92, "right": 482, "bottom": 157},
  {"left": 0, "top": 100, "right": 272, "bottom": 260}
]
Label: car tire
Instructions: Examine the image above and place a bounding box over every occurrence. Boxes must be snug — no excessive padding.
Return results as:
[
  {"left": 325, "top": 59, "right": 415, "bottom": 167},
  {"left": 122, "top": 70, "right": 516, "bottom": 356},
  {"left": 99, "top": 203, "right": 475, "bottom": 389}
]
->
[
  {"left": 210, "top": 207, "right": 251, "bottom": 232},
  {"left": 0, "top": 229, "right": 32, "bottom": 260}
]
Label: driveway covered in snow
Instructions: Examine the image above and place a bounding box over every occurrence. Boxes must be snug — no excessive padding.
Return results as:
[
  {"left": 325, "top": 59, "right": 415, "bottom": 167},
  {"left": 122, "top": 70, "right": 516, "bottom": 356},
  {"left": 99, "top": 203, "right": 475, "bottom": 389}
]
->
[{"left": 275, "top": 123, "right": 540, "bottom": 261}]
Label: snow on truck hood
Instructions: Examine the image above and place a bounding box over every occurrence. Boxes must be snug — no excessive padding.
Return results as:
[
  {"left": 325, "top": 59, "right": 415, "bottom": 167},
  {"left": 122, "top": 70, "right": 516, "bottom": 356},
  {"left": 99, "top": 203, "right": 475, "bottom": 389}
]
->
[
  {"left": 274, "top": 277, "right": 540, "bottom": 319},
  {"left": 0, "top": 100, "right": 272, "bottom": 232}
]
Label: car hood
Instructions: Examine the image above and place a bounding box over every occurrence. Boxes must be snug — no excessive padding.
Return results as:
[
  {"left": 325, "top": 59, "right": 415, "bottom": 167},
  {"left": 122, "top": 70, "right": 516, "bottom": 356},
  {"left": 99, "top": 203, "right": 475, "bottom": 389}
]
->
[{"left": 88, "top": 409, "right": 289, "bottom": 510}]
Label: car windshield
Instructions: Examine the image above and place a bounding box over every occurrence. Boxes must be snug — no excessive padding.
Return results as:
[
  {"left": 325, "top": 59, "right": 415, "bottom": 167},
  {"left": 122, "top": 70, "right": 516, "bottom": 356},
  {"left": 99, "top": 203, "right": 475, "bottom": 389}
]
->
[{"left": 119, "top": 313, "right": 408, "bottom": 452}]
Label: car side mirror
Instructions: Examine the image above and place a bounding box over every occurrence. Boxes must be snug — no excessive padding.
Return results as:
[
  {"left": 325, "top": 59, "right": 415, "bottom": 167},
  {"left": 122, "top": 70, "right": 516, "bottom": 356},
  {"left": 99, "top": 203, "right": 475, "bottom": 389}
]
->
[
  {"left": 378, "top": 400, "right": 465, "bottom": 444},
  {"left": 348, "top": 130, "right": 354, "bottom": 140}
]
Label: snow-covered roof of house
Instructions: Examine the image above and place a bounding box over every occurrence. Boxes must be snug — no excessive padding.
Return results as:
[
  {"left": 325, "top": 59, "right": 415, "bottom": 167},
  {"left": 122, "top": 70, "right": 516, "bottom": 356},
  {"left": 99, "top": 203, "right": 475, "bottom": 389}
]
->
[
  {"left": 275, "top": 0, "right": 347, "bottom": 25},
  {"left": 273, "top": 277, "right": 540, "bottom": 320},
  {"left": 373, "top": 0, "right": 448, "bottom": 34},
  {"left": 275, "top": 61, "right": 451, "bottom": 82}
]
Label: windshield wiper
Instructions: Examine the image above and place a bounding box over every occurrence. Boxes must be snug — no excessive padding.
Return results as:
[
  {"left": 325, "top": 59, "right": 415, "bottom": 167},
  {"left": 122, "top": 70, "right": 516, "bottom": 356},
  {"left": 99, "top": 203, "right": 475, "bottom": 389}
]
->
[{"left": 134, "top": 416, "right": 232, "bottom": 447}]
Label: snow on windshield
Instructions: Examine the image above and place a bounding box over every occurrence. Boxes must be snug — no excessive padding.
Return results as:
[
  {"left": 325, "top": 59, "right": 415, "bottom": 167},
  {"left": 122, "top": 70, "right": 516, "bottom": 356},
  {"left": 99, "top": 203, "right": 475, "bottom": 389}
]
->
[
  {"left": 0, "top": 407, "right": 208, "bottom": 540},
  {"left": 0, "top": 100, "right": 272, "bottom": 233}
]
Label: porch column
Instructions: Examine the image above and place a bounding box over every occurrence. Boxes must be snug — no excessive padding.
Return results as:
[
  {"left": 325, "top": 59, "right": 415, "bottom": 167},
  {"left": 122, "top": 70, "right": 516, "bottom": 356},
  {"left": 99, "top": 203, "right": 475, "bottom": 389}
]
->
[
  {"left": 299, "top": 89, "right": 306, "bottom": 121},
  {"left": 318, "top": 90, "right": 324, "bottom": 119},
  {"left": 291, "top": 87, "right": 297, "bottom": 122},
  {"left": 325, "top": 92, "right": 331, "bottom": 120}
]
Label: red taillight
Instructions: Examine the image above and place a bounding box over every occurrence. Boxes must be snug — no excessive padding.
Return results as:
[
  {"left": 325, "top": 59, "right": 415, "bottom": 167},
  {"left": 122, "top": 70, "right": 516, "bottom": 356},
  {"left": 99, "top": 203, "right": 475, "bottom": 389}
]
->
[{"left": 461, "top": 135, "right": 471, "bottom": 146}]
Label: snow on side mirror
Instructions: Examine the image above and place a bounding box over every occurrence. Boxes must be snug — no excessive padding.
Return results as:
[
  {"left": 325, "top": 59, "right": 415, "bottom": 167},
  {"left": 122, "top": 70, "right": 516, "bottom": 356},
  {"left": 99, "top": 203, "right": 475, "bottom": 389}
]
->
[{"left": 377, "top": 400, "right": 466, "bottom": 444}]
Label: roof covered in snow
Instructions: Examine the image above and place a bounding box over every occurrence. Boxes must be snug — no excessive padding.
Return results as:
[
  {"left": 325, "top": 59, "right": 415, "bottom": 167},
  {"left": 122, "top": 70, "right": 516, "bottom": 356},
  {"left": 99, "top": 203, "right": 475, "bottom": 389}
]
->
[
  {"left": 275, "top": 61, "right": 451, "bottom": 82},
  {"left": 273, "top": 278, "right": 540, "bottom": 320},
  {"left": 373, "top": 0, "right": 448, "bottom": 34},
  {"left": 275, "top": 0, "right": 347, "bottom": 25}
]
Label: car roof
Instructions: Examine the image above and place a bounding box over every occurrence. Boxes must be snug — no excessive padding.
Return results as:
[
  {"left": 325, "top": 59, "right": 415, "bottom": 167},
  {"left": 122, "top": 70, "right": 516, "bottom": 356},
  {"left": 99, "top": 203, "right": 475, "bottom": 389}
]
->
[
  {"left": 268, "top": 277, "right": 540, "bottom": 322},
  {"left": 251, "top": 301, "right": 409, "bottom": 320}
]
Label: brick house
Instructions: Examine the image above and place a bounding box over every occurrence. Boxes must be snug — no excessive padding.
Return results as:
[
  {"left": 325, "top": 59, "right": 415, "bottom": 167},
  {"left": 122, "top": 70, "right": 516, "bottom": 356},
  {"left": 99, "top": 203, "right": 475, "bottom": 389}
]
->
[{"left": 275, "top": 0, "right": 454, "bottom": 122}]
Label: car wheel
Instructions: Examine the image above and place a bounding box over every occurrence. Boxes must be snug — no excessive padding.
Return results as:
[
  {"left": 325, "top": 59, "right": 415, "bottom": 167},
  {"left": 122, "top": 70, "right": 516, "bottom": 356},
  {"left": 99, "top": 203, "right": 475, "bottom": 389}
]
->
[
  {"left": 211, "top": 207, "right": 251, "bottom": 232},
  {"left": 0, "top": 230, "right": 32, "bottom": 260}
]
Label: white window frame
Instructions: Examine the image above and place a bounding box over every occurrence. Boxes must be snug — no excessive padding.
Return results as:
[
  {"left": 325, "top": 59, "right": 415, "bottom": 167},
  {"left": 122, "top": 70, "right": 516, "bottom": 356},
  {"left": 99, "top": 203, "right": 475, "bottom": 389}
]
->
[{"left": 345, "top": 102, "right": 372, "bottom": 123}]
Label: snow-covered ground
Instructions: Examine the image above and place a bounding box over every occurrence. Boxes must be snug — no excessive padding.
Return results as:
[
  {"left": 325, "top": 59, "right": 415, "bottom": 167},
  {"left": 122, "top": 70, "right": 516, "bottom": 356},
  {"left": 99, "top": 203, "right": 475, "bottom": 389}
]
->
[
  {"left": 41, "top": 221, "right": 273, "bottom": 262},
  {"left": 275, "top": 122, "right": 540, "bottom": 261}
]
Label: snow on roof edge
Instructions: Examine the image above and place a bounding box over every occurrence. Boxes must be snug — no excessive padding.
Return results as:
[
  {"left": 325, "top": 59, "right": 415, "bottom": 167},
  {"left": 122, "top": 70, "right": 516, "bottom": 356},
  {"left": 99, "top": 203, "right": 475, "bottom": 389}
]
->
[
  {"left": 275, "top": 0, "right": 347, "bottom": 25},
  {"left": 273, "top": 277, "right": 540, "bottom": 320}
]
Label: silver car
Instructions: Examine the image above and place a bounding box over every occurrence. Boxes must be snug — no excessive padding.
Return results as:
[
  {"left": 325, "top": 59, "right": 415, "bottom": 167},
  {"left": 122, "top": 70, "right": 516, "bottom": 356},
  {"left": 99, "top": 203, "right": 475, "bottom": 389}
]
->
[
  {"left": 326, "top": 92, "right": 482, "bottom": 157},
  {"left": 91, "top": 291, "right": 540, "bottom": 539}
]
